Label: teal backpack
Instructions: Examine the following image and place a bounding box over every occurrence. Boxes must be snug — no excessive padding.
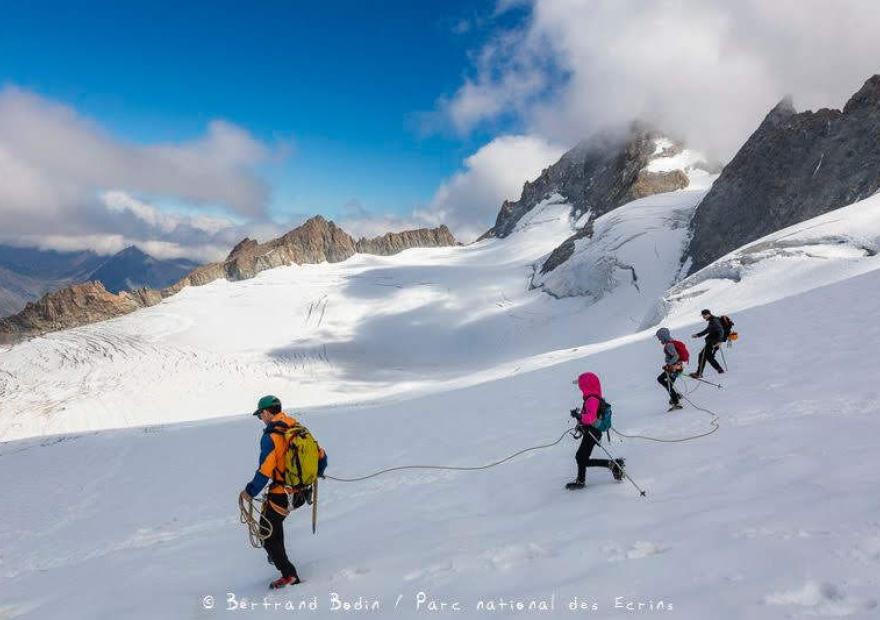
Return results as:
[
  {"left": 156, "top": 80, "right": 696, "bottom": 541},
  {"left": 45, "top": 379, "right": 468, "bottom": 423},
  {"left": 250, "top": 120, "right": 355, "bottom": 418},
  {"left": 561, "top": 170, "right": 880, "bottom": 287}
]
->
[{"left": 587, "top": 395, "right": 614, "bottom": 433}]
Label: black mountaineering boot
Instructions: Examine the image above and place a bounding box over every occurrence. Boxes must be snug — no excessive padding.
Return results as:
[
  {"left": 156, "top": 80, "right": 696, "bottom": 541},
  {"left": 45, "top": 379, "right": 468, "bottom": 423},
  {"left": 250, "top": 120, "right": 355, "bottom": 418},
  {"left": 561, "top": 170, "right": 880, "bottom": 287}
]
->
[
  {"left": 565, "top": 479, "right": 586, "bottom": 490},
  {"left": 611, "top": 459, "right": 626, "bottom": 482}
]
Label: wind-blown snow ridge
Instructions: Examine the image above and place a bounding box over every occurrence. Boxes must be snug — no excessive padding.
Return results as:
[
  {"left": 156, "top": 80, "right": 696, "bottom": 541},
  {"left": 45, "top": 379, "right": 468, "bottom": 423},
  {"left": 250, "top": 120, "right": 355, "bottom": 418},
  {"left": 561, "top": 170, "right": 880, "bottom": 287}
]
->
[
  {"left": 645, "top": 192, "right": 880, "bottom": 328},
  {"left": 531, "top": 190, "right": 706, "bottom": 303}
]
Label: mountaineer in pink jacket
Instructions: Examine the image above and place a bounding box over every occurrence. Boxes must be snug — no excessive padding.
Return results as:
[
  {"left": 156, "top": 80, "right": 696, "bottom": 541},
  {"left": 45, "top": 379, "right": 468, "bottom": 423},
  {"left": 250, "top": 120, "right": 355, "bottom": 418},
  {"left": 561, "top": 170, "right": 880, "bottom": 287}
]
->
[{"left": 566, "top": 372, "right": 626, "bottom": 490}]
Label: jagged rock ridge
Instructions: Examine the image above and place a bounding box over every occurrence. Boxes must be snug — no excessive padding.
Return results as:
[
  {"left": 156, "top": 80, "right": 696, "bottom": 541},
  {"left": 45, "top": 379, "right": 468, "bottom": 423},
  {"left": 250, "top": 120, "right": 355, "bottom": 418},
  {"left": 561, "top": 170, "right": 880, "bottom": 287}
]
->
[
  {"left": 0, "top": 217, "right": 456, "bottom": 343},
  {"left": 481, "top": 124, "right": 691, "bottom": 242},
  {"left": 482, "top": 124, "right": 707, "bottom": 279},
  {"left": 686, "top": 75, "right": 880, "bottom": 274}
]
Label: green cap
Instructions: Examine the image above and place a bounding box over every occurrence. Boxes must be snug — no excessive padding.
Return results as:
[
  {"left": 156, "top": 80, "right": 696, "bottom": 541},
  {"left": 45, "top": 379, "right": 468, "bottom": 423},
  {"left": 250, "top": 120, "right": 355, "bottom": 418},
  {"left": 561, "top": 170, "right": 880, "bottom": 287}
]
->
[{"left": 253, "top": 394, "right": 281, "bottom": 416}]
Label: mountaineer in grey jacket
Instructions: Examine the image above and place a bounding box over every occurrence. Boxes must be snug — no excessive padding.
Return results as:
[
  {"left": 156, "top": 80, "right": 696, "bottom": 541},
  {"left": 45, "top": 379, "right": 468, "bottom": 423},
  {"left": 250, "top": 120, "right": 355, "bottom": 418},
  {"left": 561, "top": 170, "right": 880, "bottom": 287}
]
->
[{"left": 656, "top": 327, "right": 684, "bottom": 410}]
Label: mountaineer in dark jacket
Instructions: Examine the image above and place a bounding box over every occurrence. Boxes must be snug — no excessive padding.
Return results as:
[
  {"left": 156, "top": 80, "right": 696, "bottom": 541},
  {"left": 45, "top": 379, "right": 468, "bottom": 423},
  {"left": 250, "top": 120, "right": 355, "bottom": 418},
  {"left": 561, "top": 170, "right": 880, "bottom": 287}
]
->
[{"left": 690, "top": 309, "right": 725, "bottom": 378}]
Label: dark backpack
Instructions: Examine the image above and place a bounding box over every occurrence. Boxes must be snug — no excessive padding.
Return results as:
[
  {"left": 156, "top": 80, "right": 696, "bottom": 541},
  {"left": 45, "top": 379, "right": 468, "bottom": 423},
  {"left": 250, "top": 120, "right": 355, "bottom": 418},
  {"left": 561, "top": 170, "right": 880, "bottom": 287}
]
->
[
  {"left": 671, "top": 339, "right": 690, "bottom": 364},
  {"left": 719, "top": 315, "right": 735, "bottom": 341}
]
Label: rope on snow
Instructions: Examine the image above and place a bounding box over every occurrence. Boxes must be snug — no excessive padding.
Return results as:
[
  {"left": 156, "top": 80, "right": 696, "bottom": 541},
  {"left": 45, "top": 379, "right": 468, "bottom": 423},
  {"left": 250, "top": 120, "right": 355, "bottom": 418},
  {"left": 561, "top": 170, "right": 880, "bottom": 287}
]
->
[{"left": 324, "top": 427, "right": 577, "bottom": 482}]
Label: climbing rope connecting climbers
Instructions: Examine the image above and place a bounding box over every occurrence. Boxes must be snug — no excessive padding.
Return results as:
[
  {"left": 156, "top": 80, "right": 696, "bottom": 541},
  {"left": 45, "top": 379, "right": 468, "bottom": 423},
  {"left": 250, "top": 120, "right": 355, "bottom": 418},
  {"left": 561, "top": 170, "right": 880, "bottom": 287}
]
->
[
  {"left": 322, "top": 381, "right": 723, "bottom": 487},
  {"left": 240, "top": 381, "right": 724, "bottom": 547},
  {"left": 324, "top": 427, "right": 576, "bottom": 482},
  {"left": 611, "top": 376, "right": 721, "bottom": 444}
]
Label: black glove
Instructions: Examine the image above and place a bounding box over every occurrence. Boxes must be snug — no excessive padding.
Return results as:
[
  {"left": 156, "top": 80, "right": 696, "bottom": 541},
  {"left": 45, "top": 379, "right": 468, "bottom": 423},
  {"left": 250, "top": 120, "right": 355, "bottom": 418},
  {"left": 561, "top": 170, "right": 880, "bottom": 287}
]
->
[{"left": 570, "top": 409, "right": 580, "bottom": 419}]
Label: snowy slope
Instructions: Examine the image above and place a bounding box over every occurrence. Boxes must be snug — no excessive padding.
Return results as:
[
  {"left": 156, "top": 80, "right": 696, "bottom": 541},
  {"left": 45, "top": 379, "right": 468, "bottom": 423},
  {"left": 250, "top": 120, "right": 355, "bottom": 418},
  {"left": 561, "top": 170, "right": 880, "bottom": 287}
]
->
[
  {"left": 530, "top": 190, "right": 703, "bottom": 303},
  {"left": 646, "top": 191, "right": 880, "bottom": 329},
  {"left": 530, "top": 143, "right": 716, "bottom": 304},
  {"left": 1, "top": 267, "right": 879, "bottom": 619},
  {"left": 0, "top": 196, "right": 652, "bottom": 441},
  {"left": 3, "top": 183, "right": 880, "bottom": 618}
]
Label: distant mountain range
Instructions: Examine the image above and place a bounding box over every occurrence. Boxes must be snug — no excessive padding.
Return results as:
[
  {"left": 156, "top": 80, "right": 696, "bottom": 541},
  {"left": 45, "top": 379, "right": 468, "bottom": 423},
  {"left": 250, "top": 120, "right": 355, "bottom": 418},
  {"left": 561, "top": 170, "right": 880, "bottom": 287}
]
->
[
  {"left": 0, "top": 219, "right": 458, "bottom": 342},
  {"left": 0, "top": 245, "right": 198, "bottom": 318},
  {"left": 86, "top": 247, "right": 198, "bottom": 295},
  {"left": 4, "top": 74, "right": 880, "bottom": 340}
]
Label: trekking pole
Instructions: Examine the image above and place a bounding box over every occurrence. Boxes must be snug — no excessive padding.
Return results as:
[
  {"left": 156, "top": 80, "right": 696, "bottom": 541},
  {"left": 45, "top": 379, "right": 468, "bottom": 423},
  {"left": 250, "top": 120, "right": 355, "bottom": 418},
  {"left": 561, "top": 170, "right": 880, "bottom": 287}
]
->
[
  {"left": 594, "top": 440, "right": 648, "bottom": 498},
  {"left": 686, "top": 375, "right": 723, "bottom": 389},
  {"left": 720, "top": 348, "right": 729, "bottom": 372}
]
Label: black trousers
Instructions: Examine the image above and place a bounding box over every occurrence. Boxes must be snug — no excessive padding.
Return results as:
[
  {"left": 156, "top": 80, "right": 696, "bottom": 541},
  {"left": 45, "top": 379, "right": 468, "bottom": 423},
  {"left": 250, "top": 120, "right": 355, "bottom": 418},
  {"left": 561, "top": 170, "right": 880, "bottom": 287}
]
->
[
  {"left": 261, "top": 493, "right": 298, "bottom": 579},
  {"left": 657, "top": 370, "right": 682, "bottom": 404},
  {"left": 697, "top": 340, "right": 724, "bottom": 375},
  {"left": 575, "top": 426, "right": 611, "bottom": 481}
]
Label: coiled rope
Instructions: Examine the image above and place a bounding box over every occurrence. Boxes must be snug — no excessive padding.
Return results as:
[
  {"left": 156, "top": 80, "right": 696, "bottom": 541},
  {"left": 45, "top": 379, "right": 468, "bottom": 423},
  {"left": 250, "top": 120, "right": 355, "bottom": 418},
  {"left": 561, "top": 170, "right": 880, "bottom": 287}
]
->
[
  {"left": 238, "top": 493, "right": 271, "bottom": 549},
  {"left": 238, "top": 486, "right": 315, "bottom": 548}
]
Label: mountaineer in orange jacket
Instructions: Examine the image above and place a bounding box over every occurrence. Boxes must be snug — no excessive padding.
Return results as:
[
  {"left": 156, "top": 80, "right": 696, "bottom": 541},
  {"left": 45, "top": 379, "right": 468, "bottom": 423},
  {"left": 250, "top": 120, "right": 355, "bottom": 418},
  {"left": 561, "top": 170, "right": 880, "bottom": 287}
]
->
[{"left": 239, "top": 395, "right": 326, "bottom": 589}]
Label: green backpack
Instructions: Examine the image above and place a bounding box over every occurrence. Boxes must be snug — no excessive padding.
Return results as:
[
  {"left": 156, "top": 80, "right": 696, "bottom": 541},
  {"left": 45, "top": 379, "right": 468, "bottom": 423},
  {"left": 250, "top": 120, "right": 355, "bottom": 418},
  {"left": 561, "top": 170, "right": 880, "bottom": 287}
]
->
[{"left": 280, "top": 424, "right": 322, "bottom": 488}]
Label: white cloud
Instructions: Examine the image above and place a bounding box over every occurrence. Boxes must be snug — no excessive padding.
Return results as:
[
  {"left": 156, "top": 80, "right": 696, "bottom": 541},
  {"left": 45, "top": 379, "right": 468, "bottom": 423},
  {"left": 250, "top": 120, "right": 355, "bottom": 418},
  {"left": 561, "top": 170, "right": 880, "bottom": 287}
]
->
[
  {"left": 0, "top": 86, "right": 283, "bottom": 260},
  {"left": 1, "top": 188, "right": 292, "bottom": 263},
  {"left": 340, "top": 135, "right": 564, "bottom": 243},
  {"left": 421, "top": 134, "right": 564, "bottom": 242},
  {"left": 438, "top": 0, "right": 880, "bottom": 159},
  {"left": 0, "top": 87, "right": 273, "bottom": 218}
]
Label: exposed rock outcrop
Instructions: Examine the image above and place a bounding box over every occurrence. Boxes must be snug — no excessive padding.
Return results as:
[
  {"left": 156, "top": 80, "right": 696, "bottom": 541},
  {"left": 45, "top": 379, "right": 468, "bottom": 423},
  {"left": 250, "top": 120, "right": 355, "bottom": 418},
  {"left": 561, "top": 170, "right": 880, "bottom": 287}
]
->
[
  {"left": 0, "top": 282, "right": 146, "bottom": 343},
  {"left": 686, "top": 75, "right": 880, "bottom": 273},
  {"left": 481, "top": 124, "right": 681, "bottom": 241},
  {"left": 354, "top": 225, "right": 456, "bottom": 256},
  {"left": 480, "top": 123, "right": 702, "bottom": 280},
  {"left": 169, "top": 216, "right": 359, "bottom": 288},
  {"left": 0, "top": 216, "right": 457, "bottom": 344},
  {"left": 628, "top": 169, "right": 689, "bottom": 201}
]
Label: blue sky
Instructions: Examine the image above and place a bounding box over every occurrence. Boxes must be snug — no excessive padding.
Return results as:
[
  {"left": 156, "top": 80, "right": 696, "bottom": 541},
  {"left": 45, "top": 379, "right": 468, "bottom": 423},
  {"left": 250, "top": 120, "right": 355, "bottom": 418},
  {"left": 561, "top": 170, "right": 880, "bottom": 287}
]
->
[
  {"left": 0, "top": 0, "right": 522, "bottom": 222},
  {"left": 5, "top": 1, "right": 871, "bottom": 260}
]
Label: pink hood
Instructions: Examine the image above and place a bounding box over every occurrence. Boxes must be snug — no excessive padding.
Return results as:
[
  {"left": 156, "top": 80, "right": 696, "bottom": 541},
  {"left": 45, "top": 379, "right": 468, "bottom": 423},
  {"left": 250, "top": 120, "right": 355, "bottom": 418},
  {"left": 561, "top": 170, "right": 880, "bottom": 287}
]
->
[{"left": 577, "top": 372, "right": 602, "bottom": 426}]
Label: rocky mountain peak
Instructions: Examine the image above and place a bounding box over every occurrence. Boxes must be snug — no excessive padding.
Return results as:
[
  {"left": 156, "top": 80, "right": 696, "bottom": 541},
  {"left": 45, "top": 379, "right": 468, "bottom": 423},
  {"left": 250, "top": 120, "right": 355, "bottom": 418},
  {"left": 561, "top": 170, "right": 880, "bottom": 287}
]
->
[
  {"left": 764, "top": 95, "right": 797, "bottom": 126},
  {"left": 685, "top": 74, "right": 880, "bottom": 274},
  {"left": 226, "top": 238, "right": 258, "bottom": 260},
  {"left": 481, "top": 123, "right": 694, "bottom": 241},
  {"left": 116, "top": 245, "right": 146, "bottom": 258},
  {"left": 843, "top": 74, "right": 880, "bottom": 114}
]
